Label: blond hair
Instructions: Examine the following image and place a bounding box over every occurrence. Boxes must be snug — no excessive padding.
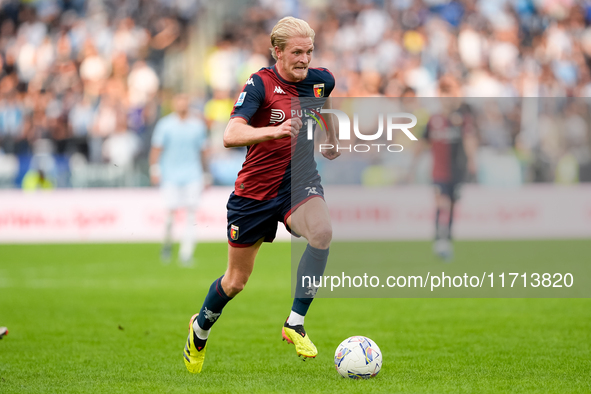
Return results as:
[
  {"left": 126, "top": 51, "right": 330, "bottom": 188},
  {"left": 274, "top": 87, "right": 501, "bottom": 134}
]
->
[{"left": 270, "top": 17, "right": 315, "bottom": 61}]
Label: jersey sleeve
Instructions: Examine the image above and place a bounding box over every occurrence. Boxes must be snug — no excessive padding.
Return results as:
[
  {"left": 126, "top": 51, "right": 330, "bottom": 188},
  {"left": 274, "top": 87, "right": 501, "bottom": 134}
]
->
[
  {"left": 423, "top": 119, "right": 431, "bottom": 141},
  {"left": 230, "top": 73, "right": 265, "bottom": 122},
  {"left": 320, "top": 68, "right": 336, "bottom": 97},
  {"left": 151, "top": 118, "right": 167, "bottom": 148}
]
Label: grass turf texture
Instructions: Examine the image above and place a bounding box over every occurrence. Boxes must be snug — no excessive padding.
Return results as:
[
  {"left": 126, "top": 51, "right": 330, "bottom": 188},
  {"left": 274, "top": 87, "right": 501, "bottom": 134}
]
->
[{"left": 0, "top": 241, "right": 589, "bottom": 393}]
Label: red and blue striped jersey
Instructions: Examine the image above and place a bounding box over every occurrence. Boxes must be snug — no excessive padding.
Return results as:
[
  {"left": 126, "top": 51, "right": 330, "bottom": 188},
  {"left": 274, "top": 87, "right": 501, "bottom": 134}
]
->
[
  {"left": 230, "top": 65, "right": 335, "bottom": 200},
  {"left": 424, "top": 103, "right": 475, "bottom": 183}
]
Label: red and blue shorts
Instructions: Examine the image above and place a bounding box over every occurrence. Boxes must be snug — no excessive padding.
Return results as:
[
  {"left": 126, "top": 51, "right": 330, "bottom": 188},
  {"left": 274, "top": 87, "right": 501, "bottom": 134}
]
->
[{"left": 226, "top": 180, "right": 324, "bottom": 247}]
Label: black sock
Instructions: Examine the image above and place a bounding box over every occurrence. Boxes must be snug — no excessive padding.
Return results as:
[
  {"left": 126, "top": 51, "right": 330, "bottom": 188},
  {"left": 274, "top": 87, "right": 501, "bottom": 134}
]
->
[
  {"left": 435, "top": 208, "right": 441, "bottom": 240},
  {"left": 292, "top": 244, "right": 329, "bottom": 317},
  {"left": 191, "top": 328, "right": 207, "bottom": 351},
  {"left": 196, "top": 276, "right": 232, "bottom": 331},
  {"left": 448, "top": 201, "right": 455, "bottom": 240}
]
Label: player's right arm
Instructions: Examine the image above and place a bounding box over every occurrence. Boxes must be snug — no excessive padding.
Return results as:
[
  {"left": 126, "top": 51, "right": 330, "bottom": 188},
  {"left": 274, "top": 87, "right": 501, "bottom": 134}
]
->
[
  {"left": 405, "top": 121, "right": 430, "bottom": 183},
  {"left": 149, "top": 118, "right": 166, "bottom": 185},
  {"left": 461, "top": 107, "right": 478, "bottom": 179},
  {"left": 224, "top": 72, "right": 302, "bottom": 148},
  {"left": 223, "top": 117, "right": 302, "bottom": 148},
  {"left": 320, "top": 97, "right": 340, "bottom": 160}
]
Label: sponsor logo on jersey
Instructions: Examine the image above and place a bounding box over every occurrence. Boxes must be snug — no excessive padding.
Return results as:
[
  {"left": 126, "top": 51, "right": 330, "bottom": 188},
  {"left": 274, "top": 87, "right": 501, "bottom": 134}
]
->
[
  {"left": 246, "top": 78, "right": 254, "bottom": 86},
  {"left": 235, "top": 92, "right": 246, "bottom": 107},
  {"left": 274, "top": 86, "right": 286, "bottom": 94},
  {"left": 313, "top": 83, "right": 324, "bottom": 98},
  {"left": 230, "top": 224, "right": 239, "bottom": 240},
  {"left": 269, "top": 108, "right": 285, "bottom": 124}
]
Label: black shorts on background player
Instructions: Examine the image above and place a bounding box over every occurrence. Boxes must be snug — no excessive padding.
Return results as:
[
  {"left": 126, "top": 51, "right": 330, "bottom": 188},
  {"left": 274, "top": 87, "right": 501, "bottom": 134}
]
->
[{"left": 433, "top": 182, "right": 461, "bottom": 202}]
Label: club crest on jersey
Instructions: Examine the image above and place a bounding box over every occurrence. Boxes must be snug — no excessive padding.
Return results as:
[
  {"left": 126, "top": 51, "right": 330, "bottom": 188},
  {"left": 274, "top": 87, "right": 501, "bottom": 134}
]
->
[
  {"left": 313, "top": 83, "right": 324, "bottom": 98},
  {"left": 230, "top": 224, "right": 239, "bottom": 240},
  {"left": 270, "top": 109, "right": 285, "bottom": 124}
]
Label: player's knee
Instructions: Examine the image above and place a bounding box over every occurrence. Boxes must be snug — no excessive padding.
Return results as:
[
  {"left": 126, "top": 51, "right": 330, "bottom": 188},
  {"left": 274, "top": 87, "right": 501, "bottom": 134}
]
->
[
  {"left": 224, "top": 278, "right": 247, "bottom": 297},
  {"left": 309, "top": 225, "right": 332, "bottom": 249},
  {"left": 437, "top": 196, "right": 451, "bottom": 210}
]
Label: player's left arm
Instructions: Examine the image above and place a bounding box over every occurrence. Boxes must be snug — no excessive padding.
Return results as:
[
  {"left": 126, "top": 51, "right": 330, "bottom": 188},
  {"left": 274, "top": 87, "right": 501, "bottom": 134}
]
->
[
  {"left": 463, "top": 111, "right": 479, "bottom": 178},
  {"left": 200, "top": 146, "right": 212, "bottom": 187},
  {"left": 321, "top": 97, "right": 340, "bottom": 160},
  {"left": 149, "top": 146, "right": 162, "bottom": 185},
  {"left": 194, "top": 119, "right": 213, "bottom": 187}
]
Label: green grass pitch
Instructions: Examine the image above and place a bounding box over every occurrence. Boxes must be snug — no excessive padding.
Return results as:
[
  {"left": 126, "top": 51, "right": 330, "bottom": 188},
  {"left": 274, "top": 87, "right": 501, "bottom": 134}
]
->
[{"left": 0, "top": 241, "right": 590, "bottom": 393}]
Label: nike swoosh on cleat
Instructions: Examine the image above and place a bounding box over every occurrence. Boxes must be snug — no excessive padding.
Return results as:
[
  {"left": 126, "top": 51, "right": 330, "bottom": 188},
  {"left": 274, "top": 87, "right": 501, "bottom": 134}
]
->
[{"left": 197, "top": 346, "right": 204, "bottom": 351}]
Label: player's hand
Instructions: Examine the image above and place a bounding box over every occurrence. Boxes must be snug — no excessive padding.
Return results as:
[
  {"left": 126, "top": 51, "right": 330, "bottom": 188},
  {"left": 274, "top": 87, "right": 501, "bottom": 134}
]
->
[
  {"left": 321, "top": 138, "right": 340, "bottom": 160},
  {"left": 401, "top": 170, "right": 413, "bottom": 185},
  {"left": 274, "top": 118, "right": 302, "bottom": 139},
  {"left": 149, "top": 164, "right": 161, "bottom": 185},
  {"left": 150, "top": 174, "right": 160, "bottom": 185},
  {"left": 467, "top": 158, "right": 477, "bottom": 178},
  {"left": 203, "top": 173, "right": 213, "bottom": 189}
]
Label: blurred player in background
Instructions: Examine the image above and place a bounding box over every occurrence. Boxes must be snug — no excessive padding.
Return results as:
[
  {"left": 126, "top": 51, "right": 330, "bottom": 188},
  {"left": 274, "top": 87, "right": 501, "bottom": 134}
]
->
[
  {"left": 183, "top": 16, "right": 339, "bottom": 373},
  {"left": 0, "top": 327, "right": 7, "bottom": 339},
  {"left": 149, "top": 93, "right": 209, "bottom": 266},
  {"left": 409, "top": 76, "right": 478, "bottom": 261}
]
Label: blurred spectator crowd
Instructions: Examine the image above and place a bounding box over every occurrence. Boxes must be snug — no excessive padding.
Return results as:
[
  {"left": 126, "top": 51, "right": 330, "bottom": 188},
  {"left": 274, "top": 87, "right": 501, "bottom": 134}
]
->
[
  {"left": 1, "top": 0, "right": 591, "bottom": 188},
  {"left": 207, "top": 0, "right": 591, "bottom": 97},
  {"left": 0, "top": 0, "right": 195, "bottom": 187}
]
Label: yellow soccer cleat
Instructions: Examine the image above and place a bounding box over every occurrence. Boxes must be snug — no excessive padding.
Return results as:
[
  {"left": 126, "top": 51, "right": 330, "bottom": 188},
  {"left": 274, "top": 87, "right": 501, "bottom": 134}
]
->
[
  {"left": 183, "top": 314, "right": 207, "bottom": 373},
  {"left": 282, "top": 320, "right": 317, "bottom": 359}
]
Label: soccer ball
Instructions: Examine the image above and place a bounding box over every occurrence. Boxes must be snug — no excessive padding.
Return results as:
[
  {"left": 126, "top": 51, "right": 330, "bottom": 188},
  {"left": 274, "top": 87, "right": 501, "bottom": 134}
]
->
[{"left": 334, "top": 336, "right": 382, "bottom": 379}]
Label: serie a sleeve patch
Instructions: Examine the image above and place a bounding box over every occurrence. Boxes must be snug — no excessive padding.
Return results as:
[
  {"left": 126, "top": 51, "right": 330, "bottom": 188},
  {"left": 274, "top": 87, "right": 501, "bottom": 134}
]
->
[{"left": 235, "top": 92, "right": 247, "bottom": 107}]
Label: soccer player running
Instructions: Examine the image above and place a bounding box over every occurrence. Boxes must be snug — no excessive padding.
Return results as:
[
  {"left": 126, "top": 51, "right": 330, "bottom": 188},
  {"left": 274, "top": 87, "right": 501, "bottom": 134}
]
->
[
  {"left": 409, "top": 76, "right": 478, "bottom": 261},
  {"left": 183, "top": 17, "right": 339, "bottom": 373},
  {"left": 150, "top": 93, "right": 209, "bottom": 265}
]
